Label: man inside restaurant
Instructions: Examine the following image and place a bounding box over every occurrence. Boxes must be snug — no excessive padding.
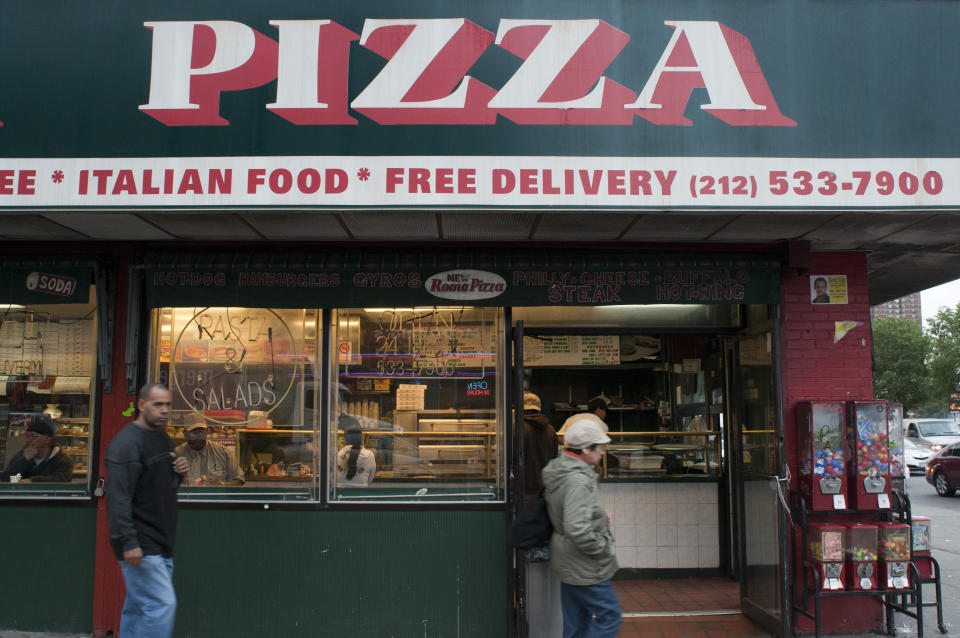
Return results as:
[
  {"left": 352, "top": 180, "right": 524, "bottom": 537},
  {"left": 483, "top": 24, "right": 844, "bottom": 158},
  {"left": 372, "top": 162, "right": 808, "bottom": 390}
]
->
[
  {"left": 174, "top": 414, "right": 245, "bottom": 486},
  {"left": 2, "top": 414, "right": 74, "bottom": 482}
]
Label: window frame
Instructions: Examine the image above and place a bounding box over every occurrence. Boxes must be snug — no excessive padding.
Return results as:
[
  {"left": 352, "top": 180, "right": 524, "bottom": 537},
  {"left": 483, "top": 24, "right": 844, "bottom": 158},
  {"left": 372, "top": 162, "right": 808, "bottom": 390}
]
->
[
  {"left": 327, "top": 306, "right": 507, "bottom": 505},
  {"left": 145, "top": 306, "right": 323, "bottom": 505},
  {"left": 0, "top": 282, "right": 101, "bottom": 501}
]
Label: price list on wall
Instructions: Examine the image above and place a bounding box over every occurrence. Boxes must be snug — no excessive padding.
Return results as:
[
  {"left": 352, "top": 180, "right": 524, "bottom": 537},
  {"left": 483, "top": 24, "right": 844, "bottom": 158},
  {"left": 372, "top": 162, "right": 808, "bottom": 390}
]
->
[
  {"left": 0, "top": 319, "right": 95, "bottom": 377},
  {"left": 523, "top": 335, "right": 621, "bottom": 367}
]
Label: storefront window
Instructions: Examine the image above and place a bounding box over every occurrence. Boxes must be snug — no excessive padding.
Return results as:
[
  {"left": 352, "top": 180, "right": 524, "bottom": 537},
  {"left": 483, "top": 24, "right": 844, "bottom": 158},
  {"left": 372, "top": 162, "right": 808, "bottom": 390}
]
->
[
  {"left": 1, "top": 289, "right": 98, "bottom": 496},
  {"left": 151, "top": 307, "right": 317, "bottom": 502},
  {"left": 331, "top": 307, "right": 503, "bottom": 502}
]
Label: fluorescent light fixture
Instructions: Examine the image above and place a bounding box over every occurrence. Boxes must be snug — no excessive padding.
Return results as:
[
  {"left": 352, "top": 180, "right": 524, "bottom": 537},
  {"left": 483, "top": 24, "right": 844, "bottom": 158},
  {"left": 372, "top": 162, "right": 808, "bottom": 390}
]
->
[
  {"left": 0, "top": 304, "right": 25, "bottom": 311},
  {"left": 362, "top": 307, "right": 469, "bottom": 313}
]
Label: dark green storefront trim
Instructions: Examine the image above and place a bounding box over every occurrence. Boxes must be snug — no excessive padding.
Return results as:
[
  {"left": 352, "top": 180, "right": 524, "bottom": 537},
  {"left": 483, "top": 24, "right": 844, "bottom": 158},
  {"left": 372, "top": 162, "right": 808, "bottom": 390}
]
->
[
  {"left": 0, "top": 506, "right": 96, "bottom": 633},
  {"left": 0, "top": 262, "right": 93, "bottom": 305},
  {"left": 173, "top": 509, "right": 507, "bottom": 638},
  {"left": 139, "top": 250, "right": 781, "bottom": 308}
]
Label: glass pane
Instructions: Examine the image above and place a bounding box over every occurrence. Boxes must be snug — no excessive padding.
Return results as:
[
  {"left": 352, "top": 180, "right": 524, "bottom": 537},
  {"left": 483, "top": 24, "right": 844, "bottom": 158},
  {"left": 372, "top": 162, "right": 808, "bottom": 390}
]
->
[
  {"left": 331, "top": 307, "right": 502, "bottom": 502},
  {"left": 736, "top": 314, "right": 780, "bottom": 619},
  {"left": 0, "top": 287, "right": 98, "bottom": 495},
  {"left": 151, "top": 307, "right": 318, "bottom": 502},
  {"left": 744, "top": 478, "right": 780, "bottom": 611}
]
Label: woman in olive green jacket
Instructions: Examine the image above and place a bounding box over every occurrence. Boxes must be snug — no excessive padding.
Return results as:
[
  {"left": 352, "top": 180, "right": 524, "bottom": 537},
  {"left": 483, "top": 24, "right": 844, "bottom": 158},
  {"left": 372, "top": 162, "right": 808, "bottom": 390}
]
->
[{"left": 542, "top": 419, "right": 621, "bottom": 637}]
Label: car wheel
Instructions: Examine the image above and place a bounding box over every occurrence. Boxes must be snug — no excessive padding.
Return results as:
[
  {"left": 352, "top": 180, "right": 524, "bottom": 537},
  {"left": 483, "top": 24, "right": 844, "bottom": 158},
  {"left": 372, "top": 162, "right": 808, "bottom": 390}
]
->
[{"left": 934, "top": 471, "right": 956, "bottom": 497}]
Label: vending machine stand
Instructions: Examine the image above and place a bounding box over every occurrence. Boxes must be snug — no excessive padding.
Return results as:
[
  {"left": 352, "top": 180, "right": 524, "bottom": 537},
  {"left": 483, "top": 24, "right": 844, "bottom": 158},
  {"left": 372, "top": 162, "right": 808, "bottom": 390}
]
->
[{"left": 789, "top": 491, "right": 937, "bottom": 638}]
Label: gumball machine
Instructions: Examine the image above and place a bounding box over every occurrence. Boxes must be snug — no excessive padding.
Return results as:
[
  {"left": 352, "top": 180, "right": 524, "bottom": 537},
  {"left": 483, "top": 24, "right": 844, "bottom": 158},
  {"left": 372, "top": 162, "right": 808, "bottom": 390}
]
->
[
  {"left": 878, "top": 523, "right": 911, "bottom": 589},
  {"left": 887, "top": 403, "right": 905, "bottom": 491},
  {"left": 911, "top": 516, "right": 933, "bottom": 578},
  {"left": 798, "top": 402, "right": 847, "bottom": 510},
  {"left": 808, "top": 523, "right": 846, "bottom": 590},
  {"left": 845, "top": 524, "right": 878, "bottom": 590},
  {"left": 846, "top": 401, "right": 891, "bottom": 509}
]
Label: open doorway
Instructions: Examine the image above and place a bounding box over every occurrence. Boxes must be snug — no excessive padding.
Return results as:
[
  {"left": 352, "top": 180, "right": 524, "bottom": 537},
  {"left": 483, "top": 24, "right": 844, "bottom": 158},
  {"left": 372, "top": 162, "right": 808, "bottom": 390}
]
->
[{"left": 510, "top": 303, "right": 784, "bottom": 636}]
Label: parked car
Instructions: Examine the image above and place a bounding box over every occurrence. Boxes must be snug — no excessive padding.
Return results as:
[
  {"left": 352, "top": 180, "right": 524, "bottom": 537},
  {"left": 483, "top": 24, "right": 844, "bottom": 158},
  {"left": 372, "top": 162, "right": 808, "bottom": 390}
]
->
[
  {"left": 904, "top": 437, "right": 933, "bottom": 475},
  {"left": 925, "top": 441, "right": 960, "bottom": 497},
  {"left": 904, "top": 417, "right": 960, "bottom": 452}
]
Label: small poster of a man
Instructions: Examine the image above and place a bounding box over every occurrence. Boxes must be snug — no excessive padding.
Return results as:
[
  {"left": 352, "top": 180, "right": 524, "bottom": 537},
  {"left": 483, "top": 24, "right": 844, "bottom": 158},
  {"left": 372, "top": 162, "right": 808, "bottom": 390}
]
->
[{"left": 810, "top": 275, "right": 848, "bottom": 304}]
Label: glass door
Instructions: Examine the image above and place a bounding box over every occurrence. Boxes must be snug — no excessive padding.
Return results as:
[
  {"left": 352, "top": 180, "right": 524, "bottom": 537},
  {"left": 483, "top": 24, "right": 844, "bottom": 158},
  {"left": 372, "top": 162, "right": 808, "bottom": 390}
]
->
[{"left": 727, "top": 307, "right": 789, "bottom": 636}]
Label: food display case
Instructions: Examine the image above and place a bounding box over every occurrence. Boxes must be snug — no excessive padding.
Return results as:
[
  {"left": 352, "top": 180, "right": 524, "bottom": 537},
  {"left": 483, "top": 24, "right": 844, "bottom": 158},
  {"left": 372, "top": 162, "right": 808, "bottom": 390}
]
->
[
  {"left": 797, "top": 402, "right": 847, "bottom": 510},
  {"left": 878, "top": 523, "right": 911, "bottom": 589},
  {"left": 808, "top": 523, "right": 846, "bottom": 590},
  {"left": 603, "top": 431, "right": 720, "bottom": 477},
  {"left": 887, "top": 403, "right": 905, "bottom": 488},
  {"left": 368, "top": 410, "right": 496, "bottom": 479},
  {"left": 846, "top": 401, "right": 891, "bottom": 510},
  {"left": 845, "top": 524, "right": 878, "bottom": 590}
]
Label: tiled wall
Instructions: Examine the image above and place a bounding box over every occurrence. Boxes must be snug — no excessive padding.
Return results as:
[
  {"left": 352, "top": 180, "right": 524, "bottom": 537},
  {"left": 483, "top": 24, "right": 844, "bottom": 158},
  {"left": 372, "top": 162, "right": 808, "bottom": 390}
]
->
[{"left": 600, "top": 482, "right": 719, "bottom": 569}]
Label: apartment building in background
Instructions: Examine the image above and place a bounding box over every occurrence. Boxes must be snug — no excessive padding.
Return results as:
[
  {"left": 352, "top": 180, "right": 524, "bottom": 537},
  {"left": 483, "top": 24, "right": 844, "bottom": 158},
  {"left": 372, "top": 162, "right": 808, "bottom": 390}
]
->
[{"left": 871, "top": 292, "right": 923, "bottom": 322}]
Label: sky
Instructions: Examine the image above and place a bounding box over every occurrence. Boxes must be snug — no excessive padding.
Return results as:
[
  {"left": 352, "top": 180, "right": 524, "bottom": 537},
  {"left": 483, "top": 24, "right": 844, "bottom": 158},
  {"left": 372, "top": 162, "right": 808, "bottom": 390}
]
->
[{"left": 921, "top": 278, "right": 960, "bottom": 324}]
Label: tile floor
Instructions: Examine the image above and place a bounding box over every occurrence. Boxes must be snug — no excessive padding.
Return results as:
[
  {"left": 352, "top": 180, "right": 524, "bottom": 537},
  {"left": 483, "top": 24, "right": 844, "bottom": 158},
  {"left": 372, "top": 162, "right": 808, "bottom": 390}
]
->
[{"left": 614, "top": 577, "right": 773, "bottom": 638}]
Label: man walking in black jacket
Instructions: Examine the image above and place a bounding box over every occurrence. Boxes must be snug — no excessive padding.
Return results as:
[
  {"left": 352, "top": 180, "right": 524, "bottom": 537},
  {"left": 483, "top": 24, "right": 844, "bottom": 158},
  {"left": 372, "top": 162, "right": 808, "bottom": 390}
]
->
[{"left": 106, "top": 383, "right": 188, "bottom": 638}]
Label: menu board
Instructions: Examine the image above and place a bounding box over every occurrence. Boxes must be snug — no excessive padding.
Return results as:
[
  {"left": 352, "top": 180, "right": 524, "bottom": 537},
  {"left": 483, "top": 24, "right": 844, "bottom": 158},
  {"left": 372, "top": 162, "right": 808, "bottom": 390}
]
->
[
  {"left": 524, "top": 335, "right": 621, "bottom": 367},
  {"left": 351, "top": 308, "right": 499, "bottom": 379},
  {"left": 0, "top": 318, "right": 95, "bottom": 376}
]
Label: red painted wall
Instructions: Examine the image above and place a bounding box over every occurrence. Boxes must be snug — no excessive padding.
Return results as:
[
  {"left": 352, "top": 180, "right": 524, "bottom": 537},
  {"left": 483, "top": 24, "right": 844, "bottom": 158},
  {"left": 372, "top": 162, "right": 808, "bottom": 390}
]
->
[
  {"left": 92, "top": 249, "right": 134, "bottom": 637},
  {"left": 780, "top": 251, "right": 881, "bottom": 634}
]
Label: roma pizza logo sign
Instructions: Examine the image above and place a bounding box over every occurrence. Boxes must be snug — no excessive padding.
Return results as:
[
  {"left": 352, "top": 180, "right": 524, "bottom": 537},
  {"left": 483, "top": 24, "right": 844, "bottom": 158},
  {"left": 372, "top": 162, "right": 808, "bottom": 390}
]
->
[
  {"left": 137, "top": 18, "right": 794, "bottom": 128},
  {"left": 426, "top": 270, "right": 507, "bottom": 300}
]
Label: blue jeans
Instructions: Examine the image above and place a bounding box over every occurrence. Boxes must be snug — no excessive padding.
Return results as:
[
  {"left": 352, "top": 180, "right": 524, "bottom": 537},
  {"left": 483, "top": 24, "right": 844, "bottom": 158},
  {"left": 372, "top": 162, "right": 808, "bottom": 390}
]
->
[
  {"left": 119, "top": 554, "right": 177, "bottom": 638},
  {"left": 560, "top": 580, "right": 622, "bottom": 638}
]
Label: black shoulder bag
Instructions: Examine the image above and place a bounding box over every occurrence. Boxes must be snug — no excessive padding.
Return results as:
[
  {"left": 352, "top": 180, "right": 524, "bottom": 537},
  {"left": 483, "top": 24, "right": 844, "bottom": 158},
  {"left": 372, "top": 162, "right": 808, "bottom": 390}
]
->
[{"left": 508, "top": 488, "right": 553, "bottom": 549}]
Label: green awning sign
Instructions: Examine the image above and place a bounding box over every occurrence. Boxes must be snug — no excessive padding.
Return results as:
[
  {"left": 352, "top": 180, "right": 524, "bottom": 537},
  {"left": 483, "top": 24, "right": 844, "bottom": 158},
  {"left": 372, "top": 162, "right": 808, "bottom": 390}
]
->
[
  {"left": 1, "top": 267, "right": 93, "bottom": 304},
  {"left": 144, "top": 264, "right": 780, "bottom": 308}
]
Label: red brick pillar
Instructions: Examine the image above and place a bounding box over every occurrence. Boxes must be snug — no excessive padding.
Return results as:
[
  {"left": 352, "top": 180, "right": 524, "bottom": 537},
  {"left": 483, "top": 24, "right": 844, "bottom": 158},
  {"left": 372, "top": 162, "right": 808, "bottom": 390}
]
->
[{"left": 780, "top": 251, "right": 881, "bottom": 634}]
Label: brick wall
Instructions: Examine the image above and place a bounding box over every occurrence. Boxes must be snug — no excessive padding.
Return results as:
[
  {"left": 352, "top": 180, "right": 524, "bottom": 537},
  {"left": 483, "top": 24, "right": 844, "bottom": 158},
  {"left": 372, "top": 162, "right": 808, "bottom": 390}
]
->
[
  {"left": 780, "top": 251, "right": 881, "bottom": 634},
  {"left": 781, "top": 251, "right": 873, "bottom": 482}
]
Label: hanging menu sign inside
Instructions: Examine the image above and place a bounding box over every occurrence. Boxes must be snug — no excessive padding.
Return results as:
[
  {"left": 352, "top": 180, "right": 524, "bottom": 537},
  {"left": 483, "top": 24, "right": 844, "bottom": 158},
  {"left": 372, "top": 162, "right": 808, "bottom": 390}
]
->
[{"left": 524, "top": 335, "right": 621, "bottom": 367}]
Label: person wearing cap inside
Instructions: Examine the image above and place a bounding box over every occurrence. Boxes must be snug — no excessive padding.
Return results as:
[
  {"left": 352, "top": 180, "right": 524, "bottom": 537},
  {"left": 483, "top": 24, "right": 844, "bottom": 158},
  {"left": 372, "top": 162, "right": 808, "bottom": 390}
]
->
[
  {"left": 542, "top": 419, "right": 621, "bottom": 637},
  {"left": 336, "top": 418, "right": 376, "bottom": 487},
  {"left": 522, "top": 392, "right": 558, "bottom": 504},
  {"left": 558, "top": 395, "right": 609, "bottom": 435},
  {"left": 174, "top": 413, "right": 244, "bottom": 486},
  {"left": 2, "top": 414, "right": 74, "bottom": 483}
]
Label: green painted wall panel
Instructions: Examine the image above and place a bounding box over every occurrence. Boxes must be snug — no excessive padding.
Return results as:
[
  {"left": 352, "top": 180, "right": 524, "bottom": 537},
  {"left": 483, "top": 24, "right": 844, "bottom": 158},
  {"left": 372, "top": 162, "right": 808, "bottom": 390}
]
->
[
  {"left": 173, "top": 509, "right": 508, "bottom": 638},
  {"left": 0, "top": 506, "right": 96, "bottom": 633}
]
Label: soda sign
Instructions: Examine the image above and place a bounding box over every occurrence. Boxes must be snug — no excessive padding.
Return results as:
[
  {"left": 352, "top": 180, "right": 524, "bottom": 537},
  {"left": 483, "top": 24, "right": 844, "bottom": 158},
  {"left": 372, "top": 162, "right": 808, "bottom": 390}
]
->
[{"left": 25, "top": 272, "right": 78, "bottom": 297}]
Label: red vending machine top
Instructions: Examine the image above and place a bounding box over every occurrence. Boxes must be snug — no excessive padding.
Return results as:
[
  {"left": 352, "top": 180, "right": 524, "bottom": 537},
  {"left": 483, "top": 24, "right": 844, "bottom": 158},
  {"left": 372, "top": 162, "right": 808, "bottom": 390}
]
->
[
  {"left": 878, "top": 523, "right": 911, "bottom": 589},
  {"left": 845, "top": 523, "right": 878, "bottom": 591},
  {"left": 798, "top": 402, "right": 847, "bottom": 510},
  {"left": 911, "top": 516, "right": 934, "bottom": 579},
  {"left": 846, "top": 401, "right": 891, "bottom": 510},
  {"left": 808, "top": 523, "right": 846, "bottom": 590},
  {"left": 911, "top": 517, "right": 932, "bottom": 557}
]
